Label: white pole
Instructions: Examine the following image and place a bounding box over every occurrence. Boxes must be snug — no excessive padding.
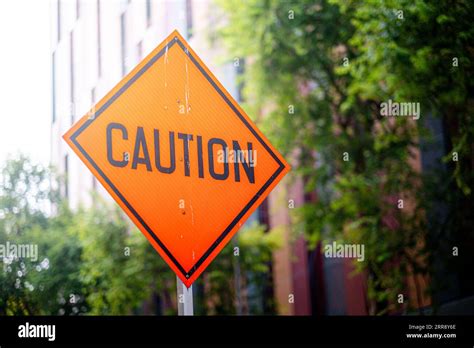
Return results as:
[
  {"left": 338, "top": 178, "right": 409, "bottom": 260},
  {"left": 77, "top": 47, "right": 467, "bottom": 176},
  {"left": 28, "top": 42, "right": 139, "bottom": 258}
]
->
[{"left": 177, "top": 276, "right": 193, "bottom": 315}]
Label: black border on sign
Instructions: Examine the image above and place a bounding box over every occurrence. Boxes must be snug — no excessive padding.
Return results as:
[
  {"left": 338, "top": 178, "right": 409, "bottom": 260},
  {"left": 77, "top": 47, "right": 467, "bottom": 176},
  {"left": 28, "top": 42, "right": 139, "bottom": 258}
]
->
[{"left": 70, "top": 36, "right": 286, "bottom": 279}]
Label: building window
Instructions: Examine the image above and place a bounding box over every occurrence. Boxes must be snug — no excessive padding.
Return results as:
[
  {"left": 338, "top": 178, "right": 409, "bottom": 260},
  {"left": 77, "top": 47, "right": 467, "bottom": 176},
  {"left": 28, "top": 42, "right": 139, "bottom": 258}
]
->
[
  {"left": 186, "top": 0, "right": 193, "bottom": 39},
  {"left": 90, "top": 87, "right": 96, "bottom": 116},
  {"left": 146, "top": 0, "right": 152, "bottom": 27},
  {"left": 76, "top": 0, "right": 80, "bottom": 19},
  {"left": 89, "top": 86, "right": 97, "bottom": 192},
  {"left": 64, "top": 154, "right": 69, "bottom": 199},
  {"left": 258, "top": 198, "right": 270, "bottom": 229},
  {"left": 52, "top": 52, "right": 56, "bottom": 124},
  {"left": 236, "top": 58, "right": 245, "bottom": 102},
  {"left": 90, "top": 87, "right": 96, "bottom": 117},
  {"left": 91, "top": 87, "right": 96, "bottom": 104},
  {"left": 120, "top": 13, "right": 127, "bottom": 76},
  {"left": 70, "top": 30, "right": 75, "bottom": 125},
  {"left": 97, "top": 0, "right": 102, "bottom": 78},
  {"left": 57, "top": 0, "right": 61, "bottom": 42},
  {"left": 137, "top": 40, "right": 143, "bottom": 61}
]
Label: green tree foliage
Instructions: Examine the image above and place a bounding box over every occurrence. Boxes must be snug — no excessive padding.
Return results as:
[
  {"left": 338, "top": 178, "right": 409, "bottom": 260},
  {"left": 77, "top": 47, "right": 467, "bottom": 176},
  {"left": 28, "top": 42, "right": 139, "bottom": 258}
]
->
[
  {"left": 0, "top": 157, "right": 281, "bottom": 315},
  {"left": 195, "top": 222, "right": 282, "bottom": 315},
  {"left": 217, "top": 0, "right": 473, "bottom": 313},
  {"left": 72, "top": 200, "right": 173, "bottom": 315},
  {"left": 0, "top": 156, "right": 83, "bottom": 315}
]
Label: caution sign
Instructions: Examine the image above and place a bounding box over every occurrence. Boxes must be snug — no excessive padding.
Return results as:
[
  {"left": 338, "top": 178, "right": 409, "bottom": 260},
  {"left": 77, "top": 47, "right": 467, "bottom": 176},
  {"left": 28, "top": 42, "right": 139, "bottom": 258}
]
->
[{"left": 63, "top": 30, "right": 290, "bottom": 287}]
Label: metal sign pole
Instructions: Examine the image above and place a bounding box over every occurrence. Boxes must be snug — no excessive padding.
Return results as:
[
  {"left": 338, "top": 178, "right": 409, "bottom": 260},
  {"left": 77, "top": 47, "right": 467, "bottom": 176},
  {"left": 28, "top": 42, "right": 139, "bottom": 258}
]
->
[{"left": 177, "top": 276, "right": 194, "bottom": 315}]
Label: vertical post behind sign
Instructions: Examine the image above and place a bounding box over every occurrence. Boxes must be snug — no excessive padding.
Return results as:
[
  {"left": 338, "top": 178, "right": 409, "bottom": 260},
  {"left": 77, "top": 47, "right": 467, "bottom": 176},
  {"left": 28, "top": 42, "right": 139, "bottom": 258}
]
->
[{"left": 177, "top": 276, "right": 193, "bottom": 315}]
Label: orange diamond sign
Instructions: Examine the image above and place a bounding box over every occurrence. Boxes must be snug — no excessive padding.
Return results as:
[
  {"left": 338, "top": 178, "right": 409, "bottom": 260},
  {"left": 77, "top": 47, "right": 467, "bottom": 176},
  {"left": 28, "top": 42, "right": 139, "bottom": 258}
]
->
[{"left": 63, "top": 30, "right": 290, "bottom": 287}]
